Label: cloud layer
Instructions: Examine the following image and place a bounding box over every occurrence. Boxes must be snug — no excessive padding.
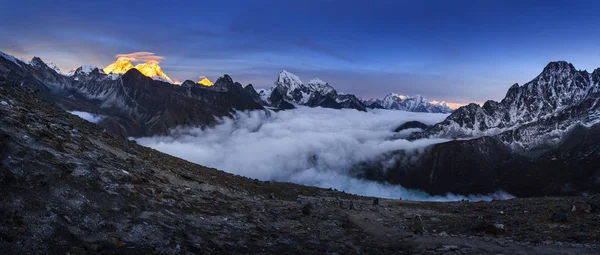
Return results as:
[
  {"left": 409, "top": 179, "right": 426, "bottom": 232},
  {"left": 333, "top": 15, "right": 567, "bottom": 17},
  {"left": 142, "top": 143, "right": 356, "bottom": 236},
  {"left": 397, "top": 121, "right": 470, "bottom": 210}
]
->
[
  {"left": 69, "top": 111, "right": 105, "bottom": 123},
  {"left": 114, "top": 52, "right": 165, "bottom": 64},
  {"left": 136, "top": 107, "right": 513, "bottom": 201}
]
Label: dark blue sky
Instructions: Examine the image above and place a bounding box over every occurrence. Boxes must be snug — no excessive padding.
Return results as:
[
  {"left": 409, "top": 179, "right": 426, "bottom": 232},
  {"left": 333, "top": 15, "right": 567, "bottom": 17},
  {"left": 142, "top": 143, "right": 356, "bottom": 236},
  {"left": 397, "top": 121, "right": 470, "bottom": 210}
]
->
[{"left": 2, "top": 0, "right": 600, "bottom": 107}]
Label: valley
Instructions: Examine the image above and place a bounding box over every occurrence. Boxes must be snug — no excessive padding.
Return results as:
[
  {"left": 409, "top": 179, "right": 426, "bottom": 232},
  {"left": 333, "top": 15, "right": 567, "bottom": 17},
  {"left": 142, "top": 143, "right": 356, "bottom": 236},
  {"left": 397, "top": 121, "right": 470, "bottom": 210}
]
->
[{"left": 1, "top": 83, "right": 599, "bottom": 254}]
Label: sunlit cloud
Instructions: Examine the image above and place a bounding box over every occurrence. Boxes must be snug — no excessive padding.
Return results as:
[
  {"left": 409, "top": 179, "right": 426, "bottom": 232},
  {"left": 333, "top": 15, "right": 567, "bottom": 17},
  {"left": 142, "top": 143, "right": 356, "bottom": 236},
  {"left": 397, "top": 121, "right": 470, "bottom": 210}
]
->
[
  {"left": 114, "top": 52, "right": 165, "bottom": 64},
  {"left": 103, "top": 52, "right": 174, "bottom": 83}
]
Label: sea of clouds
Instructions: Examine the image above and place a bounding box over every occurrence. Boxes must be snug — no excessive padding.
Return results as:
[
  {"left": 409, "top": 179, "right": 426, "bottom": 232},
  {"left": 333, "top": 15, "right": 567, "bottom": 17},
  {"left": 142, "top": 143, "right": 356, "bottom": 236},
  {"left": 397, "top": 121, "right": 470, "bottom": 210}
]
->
[{"left": 136, "top": 107, "right": 513, "bottom": 201}]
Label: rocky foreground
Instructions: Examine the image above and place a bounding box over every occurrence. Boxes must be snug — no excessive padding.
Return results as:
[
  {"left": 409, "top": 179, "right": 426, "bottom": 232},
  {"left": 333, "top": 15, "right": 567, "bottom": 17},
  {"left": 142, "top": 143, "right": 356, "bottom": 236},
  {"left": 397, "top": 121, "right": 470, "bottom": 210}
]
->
[{"left": 1, "top": 83, "right": 599, "bottom": 254}]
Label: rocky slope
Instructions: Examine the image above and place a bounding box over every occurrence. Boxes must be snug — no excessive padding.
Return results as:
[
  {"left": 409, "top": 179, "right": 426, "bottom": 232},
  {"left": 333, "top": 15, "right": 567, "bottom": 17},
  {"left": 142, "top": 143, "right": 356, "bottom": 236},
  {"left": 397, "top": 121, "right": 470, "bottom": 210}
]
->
[
  {"left": 1, "top": 82, "right": 599, "bottom": 254},
  {"left": 0, "top": 52, "right": 264, "bottom": 137},
  {"left": 381, "top": 61, "right": 600, "bottom": 197},
  {"left": 256, "top": 70, "right": 367, "bottom": 111},
  {"left": 363, "top": 93, "right": 454, "bottom": 113}
]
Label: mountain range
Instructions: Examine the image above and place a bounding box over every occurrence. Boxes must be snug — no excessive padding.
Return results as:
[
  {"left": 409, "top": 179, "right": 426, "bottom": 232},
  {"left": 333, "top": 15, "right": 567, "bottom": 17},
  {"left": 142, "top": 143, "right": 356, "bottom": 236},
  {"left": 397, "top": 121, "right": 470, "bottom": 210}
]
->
[
  {"left": 251, "top": 70, "right": 367, "bottom": 111},
  {"left": 2, "top": 80, "right": 598, "bottom": 254},
  {"left": 247, "top": 70, "right": 452, "bottom": 113},
  {"left": 2, "top": 51, "right": 599, "bottom": 197},
  {"left": 362, "top": 93, "right": 453, "bottom": 113},
  {"left": 102, "top": 58, "right": 175, "bottom": 83},
  {"left": 375, "top": 61, "right": 600, "bottom": 196},
  {"left": 0, "top": 52, "right": 262, "bottom": 137}
]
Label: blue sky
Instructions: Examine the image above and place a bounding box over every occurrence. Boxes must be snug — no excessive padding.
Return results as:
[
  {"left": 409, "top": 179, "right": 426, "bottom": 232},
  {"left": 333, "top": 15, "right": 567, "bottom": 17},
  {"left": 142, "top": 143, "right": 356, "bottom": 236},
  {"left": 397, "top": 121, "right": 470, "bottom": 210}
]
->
[{"left": 2, "top": 0, "right": 600, "bottom": 107}]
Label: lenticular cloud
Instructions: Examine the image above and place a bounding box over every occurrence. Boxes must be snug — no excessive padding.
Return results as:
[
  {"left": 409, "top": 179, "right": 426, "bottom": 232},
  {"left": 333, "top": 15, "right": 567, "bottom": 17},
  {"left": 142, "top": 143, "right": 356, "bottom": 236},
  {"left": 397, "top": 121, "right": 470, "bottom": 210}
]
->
[{"left": 136, "top": 107, "right": 512, "bottom": 201}]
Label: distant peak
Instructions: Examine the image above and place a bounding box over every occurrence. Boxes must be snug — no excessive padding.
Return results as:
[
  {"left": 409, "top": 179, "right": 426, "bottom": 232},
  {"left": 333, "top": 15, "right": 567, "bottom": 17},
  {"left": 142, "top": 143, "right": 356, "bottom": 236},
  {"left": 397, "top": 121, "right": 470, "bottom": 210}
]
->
[
  {"left": 29, "top": 57, "right": 62, "bottom": 74},
  {"left": 29, "top": 56, "right": 47, "bottom": 68},
  {"left": 308, "top": 77, "right": 326, "bottom": 85},
  {"left": 103, "top": 58, "right": 134, "bottom": 75},
  {"left": 542, "top": 61, "right": 576, "bottom": 74},
  {"left": 385, "top": 93, "right": 408, "bottom": 100},
  {"left": 46, "top": 62, "right": 62, "bottom": 74},
  {"left": 103, "top": 58, "right": 173, "bottom": 83},
  {"left": 0, "top": 51, "right": 25, "bottom": 67},
  {"left": 197, "top": 76, "right": 213, "bottom": 86},
  {"left": 280, "top": 70, "right": 294, "bottom": 76},
  {"left": 180, "top": 80, "right": 196, "bottom": 87},
  {"left": 134, "top": 62, "right": 173, "bottom": 83},
  {"left": 279, "top": 70, "right": 297, "bottom": 77},
  {"left": 214, "top": 74, "right": 234, "bottom": 87},
  {"left": 67, "top": 65, "right": 103, "bottom": 76},
  {"left": 430, "top": 100, "right": 448, "bottom": 107},
  {"left": 276, "top": 70, "right": 303, "bottom": 90}
]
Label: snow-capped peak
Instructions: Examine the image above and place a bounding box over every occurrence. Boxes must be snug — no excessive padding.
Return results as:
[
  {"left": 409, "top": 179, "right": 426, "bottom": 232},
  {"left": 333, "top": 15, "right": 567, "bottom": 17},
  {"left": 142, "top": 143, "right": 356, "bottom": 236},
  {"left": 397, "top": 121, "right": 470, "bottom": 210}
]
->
[
  {"left": 276, "top": 70, "right": 303, "bottom": 91},
  {"left": 430, "top": 100, "right": 449, "bottom": 107},
  {"left": 308, "top": 77, "right": 326, "bottom": 86},
  {"left": 197, "top": 76, "right": 213, "bottom": 86},
  {"left": 67, "top": 65, "right": 104, "bottom": 76},
  {"left": 541, "top": 61, "right": 576, "bottom": 75},
  {"left": 103, "top": 58, "right": 134, "bottom": 75},
  {"left": 307, "top": 77, "right": 335, "bottom": 95},
  {"left": 365, "top": 93, "right": 453, "bottom": 113},
  {"left": 46, "top": 62, "right": 63, "bottom": 74},
  {"left": 0, "top": 51, "right": 24, "bottom": 67},
  {"left": 134, "top": 62, "right": 174, "bottom": 83},
  {"left": 103, "top": 58, "right": 174, "bottom": 83},
  {"left": 386, "top": 93, "right": 408, "bottom": 100},
  {"left": 28, "top": 57, "right": 64, "bottom": 75}
]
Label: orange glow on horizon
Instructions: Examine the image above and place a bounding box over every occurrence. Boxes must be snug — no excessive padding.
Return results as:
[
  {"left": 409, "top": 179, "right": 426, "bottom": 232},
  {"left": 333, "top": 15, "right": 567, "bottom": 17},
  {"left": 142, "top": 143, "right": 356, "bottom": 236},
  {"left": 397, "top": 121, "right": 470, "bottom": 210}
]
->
[
  {"left": 446, "top": 102, "right": 466, "bottom": 110},
  {"left": 430, "top": 100, "right": 466, "bottom": 110}
]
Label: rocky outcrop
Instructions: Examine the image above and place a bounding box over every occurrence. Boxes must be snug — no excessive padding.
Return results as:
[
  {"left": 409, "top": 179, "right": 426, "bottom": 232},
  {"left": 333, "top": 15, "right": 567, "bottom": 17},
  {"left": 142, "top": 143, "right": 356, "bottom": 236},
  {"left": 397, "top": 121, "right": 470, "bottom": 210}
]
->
[
  {"left": 394, "top": 121, "right": 430, "bottom": 132},
  {"left": 244, "top": 84, "right": 262, "bottom": 103}
]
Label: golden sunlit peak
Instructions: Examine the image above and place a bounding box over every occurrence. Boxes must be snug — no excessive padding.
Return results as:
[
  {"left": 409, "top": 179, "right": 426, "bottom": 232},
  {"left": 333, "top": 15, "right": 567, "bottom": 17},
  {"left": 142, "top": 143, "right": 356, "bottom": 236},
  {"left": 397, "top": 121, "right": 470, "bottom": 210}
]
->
[
  {"left": 102, "top": 52, "right": 174, "bottom": 83},
  {"left": 103, "top": 58, "right": 134, "bottom": 75},
  {"left": 134, "top": 62, "right": 173, "bottom": 83},
  {"left": 197, "top": 76, "right": 213, "bottom": 86}
]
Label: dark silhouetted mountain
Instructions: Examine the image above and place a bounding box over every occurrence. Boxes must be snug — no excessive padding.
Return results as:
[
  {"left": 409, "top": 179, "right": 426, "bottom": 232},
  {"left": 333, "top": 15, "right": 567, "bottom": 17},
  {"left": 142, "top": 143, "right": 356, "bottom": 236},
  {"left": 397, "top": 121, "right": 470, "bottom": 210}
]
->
[{"left": 394, "top": 121, "right": 430, "bottom": 132}]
